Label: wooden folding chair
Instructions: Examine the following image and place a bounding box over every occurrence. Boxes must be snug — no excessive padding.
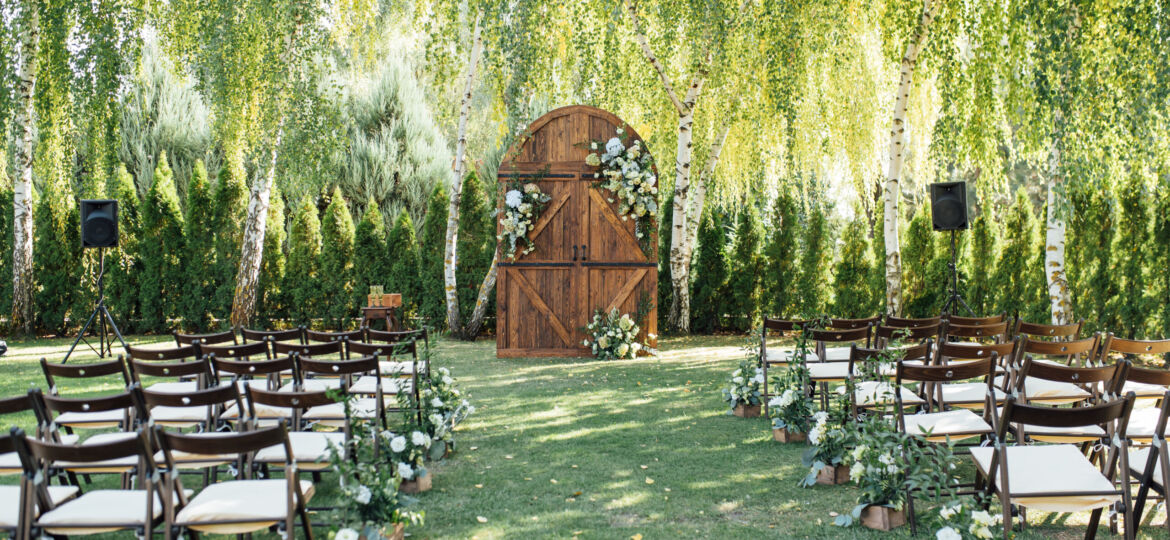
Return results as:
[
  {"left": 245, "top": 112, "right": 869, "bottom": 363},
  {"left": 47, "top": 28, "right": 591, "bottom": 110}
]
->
[
  {"left": 811, "top": 325, "right": 871, "bottom": 363},
  {"left": 1100, "top": 334, "right": 1170, "bottom": 400},
  {"left": 30, "top": 387, "right": 149, "bottom": 477},
  {"left": 243, "top": 386, "right": 348, "bottom": 472},
  {"left": 348, "top": 339, "right": 425, "bottom": 382},
  {"left": 1130, "top": 389, "right": 1170, "bottom": 537},
  {"left": 14, "top": 427, "right": 170, "bottom": 538},
  {"left": 129, "top": 357, "right": 217, "bottom": 428},
  {"left": 1013, "top": 319, "right": 1084, "bottom": 342},
  {"left": 884, "top": 315, "right": 942, "bottom": 328},
  {"left": 759, "top": 318, "right": 813, "bottom": 414},
  {"left": 212, "top": 355, "right": 298, "bottom": 424},
  {"left": 947, "top": 313, "right": 1007, "bottom": 326},
  {"left": 141, "top": 384, "right": 245, "bottom": 487},
  {"left": 0, "top": 394, "right": 69, "bottom": 476},
  {"left": 1117, "top": 365, "right": 1170, "bottom": 445},
  {"left": 973, "top": 393, "right": 1136, "bottom": 539},
  {"left": 942, "top": 320, "right": 1010, "bottom": 343},
  {"left": 295, "top": 355, "right": 392, "bottom": 428},
  {"left": 1010, "top": 358, "right": 1128, "bottom": 445},
  {"left": 933, "top": 340, "right": 1019, "bottom": 409},
  {"left": 844, "top": 342, "right": 932, "bottom": 415},
  {"left": 173, "top": 329, "right": 237, "bottom": 349},
  {"left": 39, "top": 357, "right": 132, "bottom": 431},
  {"left": 0, "top": 428, "right": 80, "bottom": 539},
  {"left": 124, "top": 345, "right": 200, "bottom": 394},
  {"left": 804, "top": 327, "right": 870, "bottom": 408},
  {"left": 156, "top": 423, "right": 314, "bottom": 539}
]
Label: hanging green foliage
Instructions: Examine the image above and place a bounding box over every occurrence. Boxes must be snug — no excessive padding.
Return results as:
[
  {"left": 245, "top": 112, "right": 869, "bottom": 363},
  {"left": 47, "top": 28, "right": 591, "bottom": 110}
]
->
[
  {"left": 418, "top": 184, "right": 449, "bottom": 329},
  {"left": 106, "top": 165, "right": 142, "bottom": 332},
  {"left": 456, "top": 171, "right": 495, "bottom": 324},
  {"left": 386, "top": 209, "right": 422, "bottom": 320},
  {"left": 179, "top": 161, "right": 215, "bottom": 331},
  {"left": 138, "top": 152, "right": 186, "bottom": 332},
  {"left": 690, "top": 208, "right": 729, "bottom": 333},
  {"left": 993, "top": 189, "right": 1046, "bottom": 322},
  {"left": 726, "top": 204, "right": 764, "bottom": 330},
  {"left": 256, "top": 187, "right": 287, "bottom": 325},
  {"left": 793, "top": 203, "right": 832, "bottom": 317},
  {"left": 763, "top": 192, "right": 800, "bottom": 318},
  {"left": 210, "top": 157, "right": 248, "bottom": 320},
  {"left": 320, "top": 188, "right": 356, "bottom": 327},
  {"left": 353, "top": 201, "right": 388, "bottom": 315},
  {"left": 283, "top": 199, "right": 322, "bottom": 326},
  {"left": 833, "top": 217, "right": 877, "bottom": 317}
]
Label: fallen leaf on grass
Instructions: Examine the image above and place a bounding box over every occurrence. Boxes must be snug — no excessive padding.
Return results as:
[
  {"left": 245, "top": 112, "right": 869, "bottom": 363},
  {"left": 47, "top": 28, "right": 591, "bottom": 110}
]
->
[
  {"left": 631, "top": 535, "right": 643, "bottom": 540},
  {"left": 572, "top": 491, "right": 583, "bottom": 496},
  {"left": 476, "top": 516, "right": 488, "bottom": 523},
  {"left": 505, "top": 455, "right": 514, "bottom": 459},
  {"left": 475, "top": 484, "right": 483, "bottom": 489},
  {"left": 550, "top": 478, "right": 558, "bottom": 484},
  {"left": 645, "top": 477, "right": 655, "bottom": 484},
  {"left": 640, "top": 465, "right": 648, "bottom": 469}
]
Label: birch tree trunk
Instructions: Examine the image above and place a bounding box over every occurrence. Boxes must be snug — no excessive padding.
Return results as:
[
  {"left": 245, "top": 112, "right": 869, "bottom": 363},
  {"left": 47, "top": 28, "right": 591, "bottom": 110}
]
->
[
  {"left": 443, "top": 16, "right": 483, "bottom": 336},
  {"left": 230, "top": 135, "right": 280, "bottom": 327},
  {"left": 462, "top": 245, "right": 499, "bottom": 339},
  {"left": 882, "top": 0, "right": 940, "bottom": 317},
  {"left": 682, "top": 123, "right": 731, "bottom": 263},
  {"left": 11, "top": 3, "right": 40, "bottom": 334},
  {"left": 1044, "top": 139, "right": 1071, "bottom": 325}
]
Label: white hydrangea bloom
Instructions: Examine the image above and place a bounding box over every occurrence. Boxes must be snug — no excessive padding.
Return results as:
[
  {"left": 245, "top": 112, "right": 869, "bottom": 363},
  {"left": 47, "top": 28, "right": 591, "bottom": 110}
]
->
[
  {"left": 505, "top": 190, "right": 523, "bottom": 208},
  {"left": 390, "top": 436, "right": 407, "bottom": 453},
  {"left": 935, "top": 526, "right": 961, "bottom": 540},
  {"left": 335, "top": 528, "right": 360, "bottom": 540},
  {"left": 398, "top": 461, "right": 414, "bottom": 480},
  {"left": 411, "top": 431, "right": 431, "bottom": 447},
  {"left": 605, "top": 137, "right": 624, "bottom": 156}
]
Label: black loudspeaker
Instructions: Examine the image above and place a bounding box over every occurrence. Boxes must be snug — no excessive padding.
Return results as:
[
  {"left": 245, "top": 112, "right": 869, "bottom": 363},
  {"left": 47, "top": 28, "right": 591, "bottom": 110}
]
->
[
  {"left": 80, "top": 199, "right": 119, "bottom": 248},
  {"left": 930, "top": 182, "right": 969, "bottom": 231}
]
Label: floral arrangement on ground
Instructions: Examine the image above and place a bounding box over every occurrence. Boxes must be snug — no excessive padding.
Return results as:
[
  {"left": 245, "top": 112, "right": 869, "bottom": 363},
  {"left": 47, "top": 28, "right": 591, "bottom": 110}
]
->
[
  {"left": 584, "top": 127, "right": 658, "bottom": 255},
  {"left": 722, "top": 359, "right": 764, "bottom": 412},
  {"left": 583, "top": 308, "right": 655, "bottom": 360}
]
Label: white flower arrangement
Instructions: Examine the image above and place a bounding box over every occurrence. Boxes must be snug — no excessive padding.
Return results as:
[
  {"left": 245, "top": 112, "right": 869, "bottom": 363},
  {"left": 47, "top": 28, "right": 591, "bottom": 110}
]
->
[
  {"left": 584, "top": 308, "right": 652, "bottom": 360},
  {"left": 931, "top": 500, "right": 1000, "bottom": 539},
  {"left": 721, "top": 360, "right": 764, "bottom": 411},
  {"left": 497, "top": 179, "right": 552, "bottom": 260},
  {"left": 398, "top": 361, "right": 475, "bottom": 457},
  {"left": 584, "top": 128, "right": 658, "bottom": 255},
  {"left": 800, "top": 410, "right": 853, "bottom": 487}
]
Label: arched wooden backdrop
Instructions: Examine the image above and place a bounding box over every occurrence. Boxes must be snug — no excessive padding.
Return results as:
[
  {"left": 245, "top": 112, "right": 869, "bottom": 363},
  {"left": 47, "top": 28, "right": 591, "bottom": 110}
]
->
[{"left": 496, "top": 105, "right": 658, "bottom": 358}]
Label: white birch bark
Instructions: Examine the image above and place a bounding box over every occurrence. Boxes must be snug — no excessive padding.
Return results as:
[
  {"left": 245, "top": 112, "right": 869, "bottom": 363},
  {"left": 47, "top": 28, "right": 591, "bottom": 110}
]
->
[
  {"left": 230, "top": 17, "right": 303, "bottom": 327},
  {"left": 1044, "top": 137, "right": 1070, "bottom": 325},
  {"left": 682, "top": 123, "right": 731, "bottom": 262},
  {"left": 12, "top": 2, "right": 39, "bottom": 334},
  {"left": 882, "top": 0, "right": 939, "bottom": 317},
  {"left": 462, "top": 245, "right": 499, "bottom": 339},
  {"left": 443, "top": 16, "right": 483, "bottom": 336}
]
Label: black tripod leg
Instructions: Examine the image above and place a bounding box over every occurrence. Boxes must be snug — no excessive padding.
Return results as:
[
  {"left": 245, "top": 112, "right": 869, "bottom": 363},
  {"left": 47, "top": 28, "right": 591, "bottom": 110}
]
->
[
  {"left": 100, "top": 305, "right": 130, "bottom": 354},
  {"left": 62, "top": 306, "right": 102, "bottom": 364}
]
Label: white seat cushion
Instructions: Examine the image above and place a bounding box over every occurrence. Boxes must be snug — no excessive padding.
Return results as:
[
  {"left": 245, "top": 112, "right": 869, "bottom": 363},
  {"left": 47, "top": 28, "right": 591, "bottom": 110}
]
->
[
  {"left": 379, "top": 360, "right": 426, "bottom": 375},
  {"left": 1124, "top": 407, "right": 1167, "bottom": 441},
  {"left": 38, "top": 489, "right": 170, "bottom": 535},
  {"left": 1129, "top": 447, "right": 1166, "bottom": 487},
  {"left": 764, "top": 349, "right": 817, "bottom": 364},
  {"left": 902, "top": 409, "right": 992, "bottom": 442},
  {"left": 57, "top": 432, "right": 140, "bottom": 472},
  {"left": 53, "top": 409, "right": 125, "bottom": 429},
  {"left": 145, "top": 381, "right": 201, "bottom": 394},
  {"left": 822, "top": 346, "right": 852, "bottom": 362},
  {"left": 304, "top": 397, "right": 381, "bottom": 423},
  {"left": 846, "top": 381, "right": 924, "bottom": 407},
  {"left": 0, "top": 484, "right": 79, "bottom": 528},
  {"left": 255, "top": 432, "right": 346, "bottom": 470},
  {"left": 177, "top": 479, "right": 315, "bottom": 534},
  {"left": 1018, "top": 377, "right": 1092, "bottom": 403},
  {"left": 349, "top": 377, "right": 411, "bottom": 395},
  {"left": 1019, "top": 421, "right": 1106, "bottom": 443},
  {"left": 149, "top": 405, "right": 214, "bottom": 428},
  {"left": 1121, "top": 380, "right": 1167, "bottom": 399},
  {"left": 939, "top": 382, "right": 1006, "bottom": 408},
  {"left": 807, "top": 362, "right": 851, "bottom": 381},
  {"left": 291, "top": 379, "right": 339, "bottom": 393},
  {"left": 970, "top": 445, "right": 1120, "bottom": 513}
]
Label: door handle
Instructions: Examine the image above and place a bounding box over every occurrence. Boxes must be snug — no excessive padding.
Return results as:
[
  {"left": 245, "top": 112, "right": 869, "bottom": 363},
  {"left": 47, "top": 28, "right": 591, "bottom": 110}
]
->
[
  {"left": 573, "top": 245, "right": 578, "bottom": 261},
  {"left": 582, "top": 244, "right": 588, "bottom": 261}
]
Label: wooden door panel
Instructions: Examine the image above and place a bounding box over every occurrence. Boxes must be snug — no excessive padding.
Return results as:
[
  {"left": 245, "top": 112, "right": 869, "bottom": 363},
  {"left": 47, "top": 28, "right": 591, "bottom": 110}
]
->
[
  {"left": 587, "top": 186, "right": 648, "bottom": 263},
  {"left": 585, "top": 266, "right": 657, "bottom": 344},
  {"left": 509, "top": 177, "right": 580, "bottom": 263},
  {"left": 497, "top": 266, "right": 588, "bottom": 356}
]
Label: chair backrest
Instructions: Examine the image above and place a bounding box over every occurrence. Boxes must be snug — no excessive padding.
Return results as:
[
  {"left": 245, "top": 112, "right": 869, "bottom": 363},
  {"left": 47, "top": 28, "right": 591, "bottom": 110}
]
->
[
  {"left": 174, "top": 329, "right": 237, "bottom": 347},
  {"left": 1015, "top": 357, "right": 1127, "bottom": 400},
  {"left": 366, "top": 328, "right": 427, "bottom": 345},
  {"left": 827, "top": 316, "right": 881, "bottom": 330},
  {"left": 128, "top": 356, "right": 212, "bottom": 386},
  {"left": 273, "top": 340, "right": 345, "bottom": 359},
  {"left": 1100, "top": 334, "right": 1170, "bottom": 363},
  {"left": 211, "top": 355, "right": 296, "bottom": 383},
  {"left": 935, "top": 339, "right": 1019, "bottom": 365},
  {"left": 943, "top": 321, "right": 1009, "bottom": 343},
  {"left": 347, "top": 339, "right": 417, "bottom": 359},
  {"left": 19, "top": 426, "right": 152, "bottom": 466},
  {"left": 884, "top": 315, "right": 942, "bottom": 328},
  {"left": 1018, "top": 334, "right": 1099, "bottom": 366},
  {"left": 847, "top": 341, "right": 933, "bottom": 373},
  {"left": 40, "top": 357, "right": 130, "bottom": 394},
  {"left": 126, "top": 344, "right": 198, "bottom": 362},
  {"left": 241, "top": 327, "right": 304, "bottom": 345},
  {"left": 142, "top": 383, "right": 242, "bottom": 414},
  {"left": 155, "top": 422, "right": 291, "bottom": 468},
  {"left": 762, "top": 318, "right": 806, "bottom": 334},
  {"left": 996, "top": 393, "right": 1134, "bottom": 439},
  {"left": 1013, "top": 319, "right": 1083, "bottom": 341},
  {"left": 873, "top": 323, "right": 942, "bottom": 344},
  {"left": 808, "top": 327, "right": 870, "bottom": 345},
  {"left": 305, "top": 329, "right": 364, "bottom": 344},
  {"left": 897, "top": 352, "right": 996, "bottom": 412},
  {"left": 34, "top": 384, "right": 145, "bottom": 419},
  {"left": 199, "top": 340, "right": 272, "bottom": 361},
  {"left": 244, "top": 386, "right": 337, "bottom": 423},
  {"left": 946, "top": 313, "right": 1006, "bottom": 325},
  {"left": 1124, "top": 364, "right": 1170, "bottom": 388},
  {"left": 0, "top": 393, "right": 33, "bottom": 416},
  {"left": 297, "top": 355, "right": 381, "bottom": 379}
]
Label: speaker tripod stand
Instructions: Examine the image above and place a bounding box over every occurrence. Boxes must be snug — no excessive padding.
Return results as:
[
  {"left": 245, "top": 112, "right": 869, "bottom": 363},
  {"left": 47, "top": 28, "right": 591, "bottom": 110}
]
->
[
  {"left": 940, "top": 229, "right": 974, "bottom": 317},
  {"left": 63, "top": 248, "right": 129, "bottom": 363}
]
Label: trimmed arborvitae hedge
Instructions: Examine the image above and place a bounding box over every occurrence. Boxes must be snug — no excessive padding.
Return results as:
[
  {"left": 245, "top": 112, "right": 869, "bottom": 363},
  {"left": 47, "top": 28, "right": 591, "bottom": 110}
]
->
[
  {"left": 1154, "top": 184, "right": 1170, "bottom": 338},
  {"left": 763, "top": 192, "right": 799, "bottom": 319},
  {"left": 456, "top": 171, "right": 494, "bottom": 324},
  {"left": 901, "top": 203, "right": 935, "bottom": 316},
  {"left": 966, "top": 207, "right": 1000, "bottom": 315},
  {"left": 832, "top": 216, "right": 876, "bottom": 318},
  {"left": 319, "top": 188, "right": 356, "bottom": 327},
  {"left": 138, "top": 152, "right": 186, "bottom": 332},
  {"left": 418, "top": 184, "right": 448, "bottom": 329},
  {"left": 179, "top": 161, "right": 215, "bottom": 330},
  {"left": 793, "top": 202, "right": 832, "bottom": 317},
  {"left": 211, "top": 158, "right": 247, "bottom": 320},
  {"left": 33, "top": 178, "right": 80, "bottom": 334},
  {"left": 993, "top": 189, "right": 1046, "bottom": 322},
  {"left": 1114, "top": 170, "right": 1152, "bottom": 338},
  {"left": 353, "top": 200, "right": 388, "bottom": 314},
  {"left": 256, "top": 186, "right": 287, "bottom": 324},
  {"left": 284, "top": 199, "right": 322, "bottom": 325},
  {"left": 0, "top": 162, "right": 12, "bottom": 316},
  {"left": 690, "top": 207, "right": 728, "bottom": 333},
  {"left": 386, "top": 209, "right": 422, "bottom": 317},
  {"left": 726, "top": 204, "right": 764, "bottom": 330},
  {"left": 106, "top": 165, "right": 141, "bottom": 331}
]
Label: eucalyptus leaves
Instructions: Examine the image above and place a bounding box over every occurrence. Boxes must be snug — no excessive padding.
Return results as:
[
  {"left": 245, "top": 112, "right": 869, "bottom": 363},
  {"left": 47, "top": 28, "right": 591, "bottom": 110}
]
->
[{"left": 584, "top": 127, "right": 659, "bottom": 254}]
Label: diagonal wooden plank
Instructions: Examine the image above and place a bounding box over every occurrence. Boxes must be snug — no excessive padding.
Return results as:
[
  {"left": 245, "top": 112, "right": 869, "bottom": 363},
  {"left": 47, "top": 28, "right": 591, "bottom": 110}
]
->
[
  {"left": 511, "top": 270, "right": 573, "bottom": 347},
  {"left": 526, "top": 189, "right": 570, "bottom": 242},
  {"left": 588, "top": 189, "right": 647, "bottom": 261},
  {"left": 605, "top": 268, "right": 648, "bottom": 314}
]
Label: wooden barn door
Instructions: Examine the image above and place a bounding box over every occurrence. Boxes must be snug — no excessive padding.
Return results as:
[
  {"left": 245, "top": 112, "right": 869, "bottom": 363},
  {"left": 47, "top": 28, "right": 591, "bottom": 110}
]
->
[{"left": 497, "top": 106, "right": 657, "bottom": 358}]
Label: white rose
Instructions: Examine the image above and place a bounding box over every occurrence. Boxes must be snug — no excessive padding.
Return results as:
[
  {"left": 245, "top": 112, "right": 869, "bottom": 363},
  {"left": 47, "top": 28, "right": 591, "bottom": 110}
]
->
[
  {"left": 443, "top": 375, "right": 453, "bottom": 385},
  {"left": 850, "top": 464, "right": 865, "bottom": 483},
  {"left": 935, "top": 526, "right": 961, "bottom": 540},
  {"left": 398, "top": 461, "right": 414, "bottom": 480},
  {"left": 971, "top": 510, "right": 995, "bottom": 525},
  {"left": 939, "top": 504, "right": 959, "bottom": 520},
  {"left": 412, "top": 431, "right": 431, "bottom": 447},
  {"left": 390, "top": 436, "right": 407, "bottom": 453},
  {"left": 617, "top": 343, "right": 630, "bottom": 357},
  {"left": 335, "top": 528, "right": 360, "bottom": 540},
  {"left": 431, "top": 397, "right": 444, "bottom": 408},
  {"left": 355, "top": 485, "right": 372, "bottom": 504}
]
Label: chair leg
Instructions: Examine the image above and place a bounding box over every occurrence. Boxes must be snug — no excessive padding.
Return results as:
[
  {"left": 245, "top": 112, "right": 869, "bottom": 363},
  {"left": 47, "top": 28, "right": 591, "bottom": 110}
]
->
[
  {"left": 299, "top": 502, "right": 315, "bottom": 540},
  {"left": 1086, "top": 507, "right": 1104, "bottom": 539},
  {"left": 906, "top": 488, "right": 918, "bottom": 536}
]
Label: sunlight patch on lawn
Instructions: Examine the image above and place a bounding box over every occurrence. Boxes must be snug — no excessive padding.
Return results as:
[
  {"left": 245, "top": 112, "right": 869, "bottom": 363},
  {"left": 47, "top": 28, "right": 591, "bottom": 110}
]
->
[{"left": 536, "top": 420, "right": 644, "bottom": 442}]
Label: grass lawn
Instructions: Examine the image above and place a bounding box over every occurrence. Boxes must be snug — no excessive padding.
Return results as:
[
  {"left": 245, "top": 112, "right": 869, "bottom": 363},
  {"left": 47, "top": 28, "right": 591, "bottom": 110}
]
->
[{"left": 2, "top": 334, "right": 1162, "bottom": 539}]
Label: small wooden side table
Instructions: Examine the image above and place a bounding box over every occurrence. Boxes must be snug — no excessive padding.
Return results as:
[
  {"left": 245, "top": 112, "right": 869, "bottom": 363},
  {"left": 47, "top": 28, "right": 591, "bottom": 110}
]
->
[{"left": 361, "top": 293, "right": 402, "bottom": 331}]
